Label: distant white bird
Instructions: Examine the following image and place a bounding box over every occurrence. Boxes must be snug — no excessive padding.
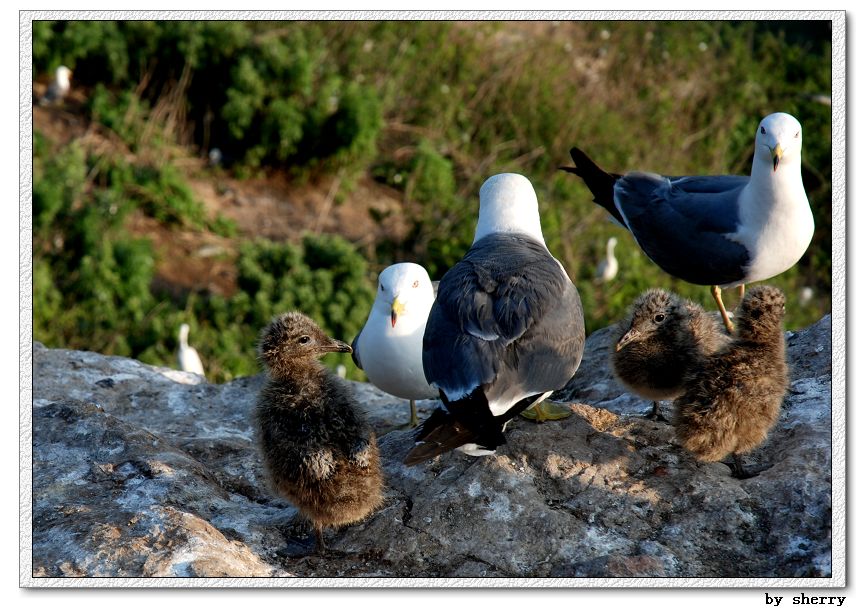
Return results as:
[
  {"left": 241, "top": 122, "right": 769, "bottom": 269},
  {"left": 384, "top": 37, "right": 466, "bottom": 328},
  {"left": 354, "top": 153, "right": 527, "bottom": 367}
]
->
[
  {"left": 177, "top": 323, "right": 205, "bottom": 376},
  {"left": 39, "top": 66, "right": 72, "bottom": 106},
  {"left": 799, "top": 286, "right": 815, "bottom": 305},
  {"left": 352, "top": 263, "right": 439, "bottom": 427},
  {"left": 596, "top": 236, "right": 619, "bottom": 282},
  {"left": 335, "top": 364, "right": 348, "bottom": 379}
]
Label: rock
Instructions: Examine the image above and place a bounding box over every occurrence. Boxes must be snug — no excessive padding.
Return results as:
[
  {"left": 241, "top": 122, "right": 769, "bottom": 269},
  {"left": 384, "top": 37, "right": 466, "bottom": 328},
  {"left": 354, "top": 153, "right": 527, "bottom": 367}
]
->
[{"left": 29, "top": 315, "right": 832, "bottom": 578}]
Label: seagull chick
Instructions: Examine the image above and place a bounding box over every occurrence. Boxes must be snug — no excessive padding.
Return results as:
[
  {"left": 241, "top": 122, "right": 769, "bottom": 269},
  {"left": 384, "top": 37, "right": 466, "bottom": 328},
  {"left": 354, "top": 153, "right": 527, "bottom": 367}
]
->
[
  {"left": 404, "top": 173, "right": 585, "bottom": 465},
  {"left": 674, "top": 286, "right": 789, "bottom": 479},
  {"left": 254, "top": 312, "right": 383, "bottom": 551},
  {"left": 612, "top": 289, "right": 730, "bottom": 421},
  {"left": 352, "top": 262, "right": 439, "bottom": 427},
  {"left": 561, "top": 112, "right": 814, "bottom": 333}
]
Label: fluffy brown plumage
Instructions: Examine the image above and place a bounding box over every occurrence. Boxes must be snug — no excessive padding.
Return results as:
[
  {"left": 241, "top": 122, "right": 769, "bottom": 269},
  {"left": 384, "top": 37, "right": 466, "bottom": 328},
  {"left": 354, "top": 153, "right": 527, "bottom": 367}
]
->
[
  {"left": 674, "top": 285, "right": 789, "bottom": 478},
  {"left": 253, "top": 312, "right": 383, "bottom": 549},
  {"left": 612, "top": 289, "right": 729, "bottom": 420}
]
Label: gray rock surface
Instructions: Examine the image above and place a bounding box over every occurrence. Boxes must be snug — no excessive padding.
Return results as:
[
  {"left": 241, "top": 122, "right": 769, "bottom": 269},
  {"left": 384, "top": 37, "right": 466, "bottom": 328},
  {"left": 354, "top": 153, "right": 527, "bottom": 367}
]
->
[{"left": 29, "top": 315, "right": 832, "bottom": 578}]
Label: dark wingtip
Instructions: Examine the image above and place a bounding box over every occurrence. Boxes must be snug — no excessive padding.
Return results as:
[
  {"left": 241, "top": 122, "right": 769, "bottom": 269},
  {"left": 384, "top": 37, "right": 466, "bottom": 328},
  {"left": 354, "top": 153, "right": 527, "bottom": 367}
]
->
[{"left": 558, "top": 166, "right": 579, "bottom": 174}]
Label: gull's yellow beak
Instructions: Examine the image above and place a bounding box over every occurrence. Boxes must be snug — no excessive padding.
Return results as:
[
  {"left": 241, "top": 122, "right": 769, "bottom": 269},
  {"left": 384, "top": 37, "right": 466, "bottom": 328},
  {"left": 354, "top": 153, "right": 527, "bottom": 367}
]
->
[
  {"left": 391, "top": 298, "right": 406, "bottom": 327},
  {"left": 772, "top": 144, "right": 783, "bottom": 172}
]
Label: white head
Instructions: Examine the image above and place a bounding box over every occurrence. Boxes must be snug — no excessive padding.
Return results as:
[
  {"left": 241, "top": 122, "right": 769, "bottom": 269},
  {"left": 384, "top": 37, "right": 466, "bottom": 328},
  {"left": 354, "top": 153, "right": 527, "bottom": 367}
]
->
[
  {"left": 374, "top": 263, "right": 435, "bottom": 329},
  {"left": 474, "top": 173, "right": 546, "bottom": 246},
  {"left": 179, "top": 323, "right": 191, "bottom": 345},
  {"left": 754, "top": 112, "right": 802, "bottom": 174},
  {"left": 606, "top": 236, "right": 618, "bottom": 253},
  {"left": 55, "top": 66, "right": 72, "bottom": 87}
]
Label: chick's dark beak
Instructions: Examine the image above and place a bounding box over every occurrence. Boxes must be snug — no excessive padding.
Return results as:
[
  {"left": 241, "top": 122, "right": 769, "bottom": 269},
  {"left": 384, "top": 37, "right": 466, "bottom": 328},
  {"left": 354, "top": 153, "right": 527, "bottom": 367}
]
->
[
  {"left": 321, "top": 338, "right": 352, "bottom": 354},
  {"left": 615, "top": 329, "right": 639, "bottom": 352}
]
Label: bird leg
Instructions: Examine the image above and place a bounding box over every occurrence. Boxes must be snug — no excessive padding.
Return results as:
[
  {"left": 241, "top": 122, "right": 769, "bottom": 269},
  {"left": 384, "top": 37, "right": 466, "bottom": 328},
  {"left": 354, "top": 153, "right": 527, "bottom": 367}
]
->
[
  {"left": 315, "top": 527, "right": 327, "bottom": 554},
  {"left": 737, "top": 283, "right": 745, "bottom": 302},
  {"left": 728, "top": 453, "right": 756, "bottom": 480},
  {"left": 409, "top": 399, "right": 418, "bottom": 428},
  {"left": 646, "top": 401, "right": 669, "bottom": 423},
  {"left": 711, "top": 285, "right": 735, "bottom": 334}
]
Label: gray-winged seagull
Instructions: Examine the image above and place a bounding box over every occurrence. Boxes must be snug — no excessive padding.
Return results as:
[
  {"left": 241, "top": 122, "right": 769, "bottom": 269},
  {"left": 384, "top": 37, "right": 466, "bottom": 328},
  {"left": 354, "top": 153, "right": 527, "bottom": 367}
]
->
[
  {"left": 404, "top": 173, "right": 585, "bottom": 465},
  {"left": 352, "top": 263, "right": 439, "bottom": 427},
  {"left": 561, "top": 112, "right": 814, "bottom": 333}
]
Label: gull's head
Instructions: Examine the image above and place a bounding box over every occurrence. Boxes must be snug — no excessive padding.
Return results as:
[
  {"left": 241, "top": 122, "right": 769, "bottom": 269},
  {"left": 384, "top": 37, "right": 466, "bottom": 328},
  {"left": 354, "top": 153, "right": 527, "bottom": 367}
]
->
[
  {"left": 179, "top": 323, "right": 191, "bottom": 343},
  {"left": 474, "top": 173, "right": 546, "bottom": 246},
  {"left": 374, "top": 263, "right": 435, "bottom": 328},
  {"left": 607, "top": 236, "right": 618, "bottom": 250},
  {"left": 755, "top": 112, "right": 802, "bottom": 173},
  {"left": 56, "top": 66, "right": 72, "bottom": 86}
]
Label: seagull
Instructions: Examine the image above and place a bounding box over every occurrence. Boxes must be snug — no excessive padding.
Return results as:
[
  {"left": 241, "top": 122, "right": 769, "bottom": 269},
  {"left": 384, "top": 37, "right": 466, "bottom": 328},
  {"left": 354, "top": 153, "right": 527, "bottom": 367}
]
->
[
  {"left": 177, "top": 323, "right": 205, "bottom": 376},
  {"left": 596, "top": 236, "right": 619, "bottom": 282},
  {"left": 39, "top": 66, "right": 72, "bottom": 106},
  {"left": 561, "top": 112, "right": 814, "bottom": 333},
  {"left": 352, "top": 263, "right": 439, "bottom": 427},
  {"left": 404, "top": 173, "right": 585, "bottom": 465}
]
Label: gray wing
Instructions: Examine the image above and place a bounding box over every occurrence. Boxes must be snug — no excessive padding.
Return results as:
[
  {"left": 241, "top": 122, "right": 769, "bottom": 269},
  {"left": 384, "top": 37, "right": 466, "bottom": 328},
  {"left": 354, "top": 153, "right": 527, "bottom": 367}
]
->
[
  {"left": 423, "top": 234, "right": 585, "bottom": 403},
  {"left": 614, "top": 172, "right": 751, "bottom": 286}
]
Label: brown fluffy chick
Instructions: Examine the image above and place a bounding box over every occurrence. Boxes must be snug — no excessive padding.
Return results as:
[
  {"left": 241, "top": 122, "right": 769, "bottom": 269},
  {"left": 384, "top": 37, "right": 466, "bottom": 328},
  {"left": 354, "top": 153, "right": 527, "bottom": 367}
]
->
[
  {"left": 674, "top": 285, "right": 789, "bottom": 478},
  {"left": 254, "top": 312, "right": 383, "bottom": 550},
  {"left": 612, "top": 289, "right": 730, "bottom": 421}
]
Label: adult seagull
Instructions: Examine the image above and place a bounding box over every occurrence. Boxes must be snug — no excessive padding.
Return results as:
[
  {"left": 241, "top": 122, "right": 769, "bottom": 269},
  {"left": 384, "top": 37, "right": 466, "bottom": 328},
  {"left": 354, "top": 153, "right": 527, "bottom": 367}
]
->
[
  {"left": 404, "top": 173, "right": 585, "bottom": 465},
  {"left": 352, "top": 263, "right": 439, "bottom": 427},
  {"left": 561, "top": 112, "right": 814, "bottom": 332}
]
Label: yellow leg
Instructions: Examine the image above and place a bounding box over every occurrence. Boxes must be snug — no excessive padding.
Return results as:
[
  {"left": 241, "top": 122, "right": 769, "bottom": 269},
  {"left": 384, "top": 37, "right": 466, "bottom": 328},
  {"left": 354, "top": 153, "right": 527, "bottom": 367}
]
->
[
  {"left": 519, "top": 391, "right": 571, "bottom": 423},
  {"left": 737, "top": 284, "right": 745, "bottom": 302},
  {"left": 711, "top": 285, "right": 735, "bottom": 334},
  {"left": 409, "top": 399, "right": 418, "bottom": 428}
]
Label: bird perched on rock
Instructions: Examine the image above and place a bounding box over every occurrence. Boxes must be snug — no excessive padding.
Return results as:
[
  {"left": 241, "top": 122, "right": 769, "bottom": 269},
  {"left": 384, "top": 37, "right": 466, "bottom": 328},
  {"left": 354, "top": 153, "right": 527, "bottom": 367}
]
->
[
  {"left": 561, "top": 112, "right": 814, "bottom": 333},
  {"left": 596, "top": 236, "right": 619, "bottom": 283},
  {"left": 404, "top": 173, "right": 585, "bottom": 465},
  {"left": 352, "top": 263, "right": 439, "bottom": 427},
  {"left": 39, "top": 66, "right": 72, "bottom": 106},
  {"left": 612, "top": 289, "right": 730, "bottom": 421},
  {"left": 254, "top": 312, "right": 383, "bottom": 550},
  {"left": 674, "top": 285, "right": 789, "bottom": 479},
  {"left": 176, "top": 323, "right": 205, "bottom": 376}
]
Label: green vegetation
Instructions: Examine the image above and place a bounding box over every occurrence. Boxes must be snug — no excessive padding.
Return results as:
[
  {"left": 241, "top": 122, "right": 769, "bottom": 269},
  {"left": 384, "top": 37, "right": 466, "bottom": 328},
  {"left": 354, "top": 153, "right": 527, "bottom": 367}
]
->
[{"left": 32, "top": 20, "right": 833, "bottom": 381}]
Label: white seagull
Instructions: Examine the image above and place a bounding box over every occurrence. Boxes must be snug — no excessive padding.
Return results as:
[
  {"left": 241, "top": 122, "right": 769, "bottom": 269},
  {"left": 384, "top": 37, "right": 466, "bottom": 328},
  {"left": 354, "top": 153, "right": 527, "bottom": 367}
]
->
[
  {"left": 352, "top": 263, "right": 438, "bottom": 427},
  {"left": 39, "top": 66, "right": 72, "bottom": 106},
  {"left": 177, "top": 323, "right": 205, "bottom": 376},
  {"left": 562, "top": 112, "right": 814, "bottom": 333},
  {"left": 404, "top": 173, "right": 585, "bottom": 465},
  {"left": 596, "top": 236, "right": 619, "bottom": 282}
]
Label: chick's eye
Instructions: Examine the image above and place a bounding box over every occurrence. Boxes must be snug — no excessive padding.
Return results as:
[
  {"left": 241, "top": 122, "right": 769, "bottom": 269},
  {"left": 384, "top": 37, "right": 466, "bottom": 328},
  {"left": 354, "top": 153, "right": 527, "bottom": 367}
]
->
[
  {"left": 298, "top": 335, "right": 311, "bottom": 344},
  {"left": 653, "top": 313, "right": 665, "bottom": 323},
  {"left": 760, "top": 126, "right": 766, "bottom": 134},
  {"left": 412, "top": 280, "right": 419, "bottom": 288}
]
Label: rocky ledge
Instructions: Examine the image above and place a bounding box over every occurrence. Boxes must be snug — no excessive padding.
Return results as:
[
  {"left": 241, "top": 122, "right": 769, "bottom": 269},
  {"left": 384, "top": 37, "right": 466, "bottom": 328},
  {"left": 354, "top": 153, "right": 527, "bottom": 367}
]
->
[{"left": 29, "top": 315, "right": 832, "bottom": 578}]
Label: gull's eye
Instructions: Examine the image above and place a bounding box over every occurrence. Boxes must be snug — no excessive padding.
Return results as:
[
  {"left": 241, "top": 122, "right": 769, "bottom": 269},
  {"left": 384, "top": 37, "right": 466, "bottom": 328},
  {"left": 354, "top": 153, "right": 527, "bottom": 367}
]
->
[
  {"left": 653, "top": 313, "right": 666, "bottom": 323},
  {"left": 794, "top": 131, "right": 800, "bottom": 138},
  {"left": 298, "top": 335, "right": 311, "bottom": 345},
  {"left": 760, "top": 126, "right": 766, "bottom": 135},
  {"left": 412, "top": 280, "right": 419, "bottom": 288}
]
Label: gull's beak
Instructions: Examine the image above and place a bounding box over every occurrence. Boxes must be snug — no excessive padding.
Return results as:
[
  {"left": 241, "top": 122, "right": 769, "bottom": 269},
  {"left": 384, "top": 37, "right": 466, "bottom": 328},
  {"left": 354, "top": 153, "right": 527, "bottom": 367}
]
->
[
  {"left": 772, "top": 144, "right": 783, "bottom": 172},
  {"left": 391, "top": 298, "right": 406, "bottom": 328},
  {"left": 320, "top": 338, "right": 353, "bottom": 354},
  {"left": 615, "top": 328, "right": 640, "bottom": 352}
]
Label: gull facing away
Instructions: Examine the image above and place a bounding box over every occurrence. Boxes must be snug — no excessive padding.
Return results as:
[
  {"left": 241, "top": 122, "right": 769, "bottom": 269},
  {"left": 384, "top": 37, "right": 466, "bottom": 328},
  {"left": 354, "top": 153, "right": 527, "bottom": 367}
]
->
[
  {"left": 39, "top": 66, "right": 72, "bottom": 106},
  {"left": 561, "top": 112, "right": 814, "bottom": 333},
  {"left": 404, "top": 173, "right": 585, "bottom": 465},
  {"left": 352, "top": 263, "right": 439, "bottom": 427},
  {"left": 177, "top": 323, "right": 205, "bottom": 376}
]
